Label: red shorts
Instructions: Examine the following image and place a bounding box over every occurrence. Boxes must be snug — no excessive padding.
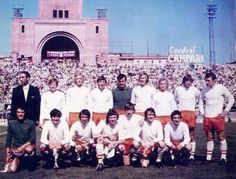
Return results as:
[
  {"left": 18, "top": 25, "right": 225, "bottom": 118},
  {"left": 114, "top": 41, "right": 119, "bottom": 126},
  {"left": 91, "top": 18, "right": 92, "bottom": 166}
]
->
[
  {"left": 181, "top": 111, "right": 196, "bottom": 128},
  {"left": 92, "top": 112, "right": 107, "bottom": 125},
  {"left": 140, "top": 146, "right": 153, "bottom": 158},
  {"left": 203, "top": 116, "right": 225, "bottom": 132},
  {"left": 171, "top": 140, "right": 182, "bottom": 147},
  {"left": 123, "top": 138, "right": 133, "bottom": 155},
  {"left": 157, "top": 115, "right": 170, "bottom": 127},
  {"left": 69, "top": 112, "right": 80, "bottom": 127}
]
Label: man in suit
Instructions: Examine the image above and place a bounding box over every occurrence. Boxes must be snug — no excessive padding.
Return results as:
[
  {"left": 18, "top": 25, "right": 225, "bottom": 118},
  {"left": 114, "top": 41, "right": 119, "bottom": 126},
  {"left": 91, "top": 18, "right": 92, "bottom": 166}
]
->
[{"left": 10, "top": 71, "right": 41, "bottom": 125}]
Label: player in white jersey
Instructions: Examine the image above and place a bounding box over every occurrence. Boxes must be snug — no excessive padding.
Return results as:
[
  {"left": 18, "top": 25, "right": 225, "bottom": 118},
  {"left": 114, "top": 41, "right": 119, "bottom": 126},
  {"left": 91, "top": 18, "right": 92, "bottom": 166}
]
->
[
  {"left": 174, "top": 74, "right": 200, "bottom": 160},
  {"left": 93, "top": 109, "right": 123, "bottom": 171},
  {"left": 39, "top": 78, "right": 66, "bottom": 128},
  {"left": 152, "top": 77, "right": 177, "bottom": 127},
  {"left": 131, "top": 72, "right": 156, "bottom": 115},
  {"left": 118, "top": 102, "right": 143, "bottom": 166},
  {"left": 133, "top": 108, "right": 165, "bottom": 168},
  {"left": 65, "top": 72, "right": 90, "bottom": 127},
  {"left": 199, "top": 72, "right": 234, "bottom": 165},
  {"left": 69, "top": 109, "right": 97, "bottom": 164},
  {"left": 40, "top": 109, "right": 70, "bottom": 170},
  {"left": 164, "top": 110, "right": 192, "bottom": 166},
  {"left": 88, "top": 76, "right": 113, "bottom": 125}
]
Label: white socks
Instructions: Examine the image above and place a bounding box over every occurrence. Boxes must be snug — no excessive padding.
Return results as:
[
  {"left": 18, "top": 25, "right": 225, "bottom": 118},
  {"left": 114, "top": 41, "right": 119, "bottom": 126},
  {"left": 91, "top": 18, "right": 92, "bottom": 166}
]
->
[
  {"left": 206, "top": 141, "right": 214, "bottom": 161},
  {"left": 220, "top": 139, "right": 227, "bottom": 161},
  {"left": 190, "top": 142, "right": 196, "bottom": 159}
]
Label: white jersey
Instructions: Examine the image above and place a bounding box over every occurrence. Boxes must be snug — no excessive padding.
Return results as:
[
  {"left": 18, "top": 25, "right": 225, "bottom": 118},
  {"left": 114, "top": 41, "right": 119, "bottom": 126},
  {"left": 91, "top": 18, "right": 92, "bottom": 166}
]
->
[
  {"left": 118, "top": 114, "right": 143, "bottom": 140},
  {"left": 134, "top": 120, "right": 163, "bottom": 147},
  {"left": 174, "top": 85, "right": 200, "bottom": 111},
  {"left": 131, "top": 85, "right": 156, "bottom": 112},
  {"left": 69, "top": 120, "right": 96, "bottom": 146},
  {"left": 65, "top": 85, "right": 90, "bottom": 116},
  {"left": 88, "top": 88, "right": 113, "bottom": 113},
  {"left": 199, "top": 84, "right": 234, "bottom": 118},
  {"left": 152, "top": 90, "right": 177, "bottom": 116},
  {"left": 40, "top": 120, "right": 70, "bottom": 145},
  {"left": 164, "top": 121, "right": 190, "bottom": 147},
  {"left": 94, "top": 120, "right": 122, "bottom": 139},
  {"left": 40, "top": 90, "right": 66, "bottom": 124}
]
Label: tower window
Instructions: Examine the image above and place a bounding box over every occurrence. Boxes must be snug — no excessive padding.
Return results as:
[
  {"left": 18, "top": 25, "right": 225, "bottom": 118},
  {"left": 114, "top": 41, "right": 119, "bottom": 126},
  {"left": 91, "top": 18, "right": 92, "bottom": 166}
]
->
[
  {"left": 59, "top": 10, "right": 63, "bottom": 18},
  {"left": 21, "top": 25, "right": 25, "bottom": 33},
  {"left": 65, "top": 10, "right": 69, "bottom": 18},
  {"left": 96, "top": 26, "right": 99, "bottom": 33},
  {"left": 53, "top": 10, "right": 57, "bottom": 18}
]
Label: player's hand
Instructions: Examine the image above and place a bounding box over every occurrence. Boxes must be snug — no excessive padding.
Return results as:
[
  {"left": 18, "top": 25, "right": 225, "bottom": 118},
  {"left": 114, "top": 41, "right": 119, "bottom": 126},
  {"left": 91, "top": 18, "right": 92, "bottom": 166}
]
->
[
  {"left": 219, "top": 110, "right": 228, "bottom": 117},
  {"left": 176, "top": 144, "right": 183, "bottom": 151},
  {"left": 109, "top": 135, "right": 117, "bottom": 141},
  {"left": 171, "top": 144, "right": 176, "bottom": 150}
]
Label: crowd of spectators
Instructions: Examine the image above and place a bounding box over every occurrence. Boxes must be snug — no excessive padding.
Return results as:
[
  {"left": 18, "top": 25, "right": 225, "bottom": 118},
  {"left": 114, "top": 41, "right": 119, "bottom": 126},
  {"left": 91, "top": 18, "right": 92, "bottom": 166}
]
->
[{"left": 0, "top": 59, "right": 236, "bottom": 113}]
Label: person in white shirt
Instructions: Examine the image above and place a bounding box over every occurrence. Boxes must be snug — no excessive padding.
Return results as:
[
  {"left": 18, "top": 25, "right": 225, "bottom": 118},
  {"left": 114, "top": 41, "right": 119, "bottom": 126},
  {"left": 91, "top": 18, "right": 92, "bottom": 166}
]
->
[
  {"left": 65, "top": 72, "right": 90, "bottom": 127},
  {"left": 39, "top": 78, "right": 66, "bottom": 128},
  {"left": 133, "top": 108, "right": 165, "bottom": 168},
  {"left": 40, "top": 109, "right": 70, "bottom": 170},
  {"left": 199, "top": 71, "right": 234, "bottom": 165},
  {"left": 152, "top": 77, "right": 177, "bottom": 127},
  {"left": 88, "top": 76, "right": 113, "bottom": 125},
  {"left": 174, "top": 74, "right": 200, "bottom": 160},
  {"left": 118, "top": 102, "right": 143, "bottom": 166},
  {"left": 69, "top": 109, "right": 96, "bottom": 164},
  {"left": 93, "top": 109, "right": 124, "bottom": 171},
  {"left": 164, "top": 110, "right": 192, "bottom": 166},
  {"left": 131, "top": 72, "right": 156, "bottom": 116}
]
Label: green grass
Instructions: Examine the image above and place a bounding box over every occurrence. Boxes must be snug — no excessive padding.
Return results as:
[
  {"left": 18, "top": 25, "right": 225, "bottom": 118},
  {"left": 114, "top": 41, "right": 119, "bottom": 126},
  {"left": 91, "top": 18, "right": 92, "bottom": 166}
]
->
[{"left": 0, "top": 123, "right": 235, "bottom": 179}]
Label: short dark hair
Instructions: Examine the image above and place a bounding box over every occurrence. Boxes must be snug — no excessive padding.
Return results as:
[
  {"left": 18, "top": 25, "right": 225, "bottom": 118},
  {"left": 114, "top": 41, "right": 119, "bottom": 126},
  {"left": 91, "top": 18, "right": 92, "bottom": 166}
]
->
[
  {"left": 117, "top": 74, "right": 127, "bottom": 81},
  {"left": 106, "top": 109, "right": 119, "bottom": 124},
  {"left": 144, "top": 108, "right": 156, "bottom": 120},
  {"left": 97, "top": 76, "right": 107, "bottom": 83},
  {"left": 124, "top": 102, "right": 135, "bottom": 111},
  {"left": 79, "top": 109, "right": 91, "bottom": 119},
  {"left": 170, "top": 110, "right": 182, "bottom": 119},
  {"left": 48, "top": 78, "right": 59, "bottom": 86},
  {"left": 205, "top": 71, "right": 217, "bottom": 80},
  {"left": 182, "top": 74, "right": 193, "bottom": 84},
  {"left": 50, "top": 108, "right": 62, "bottom": 118},
  {"left": 20, "top": 71, "right": 31, "bottom": 78}
]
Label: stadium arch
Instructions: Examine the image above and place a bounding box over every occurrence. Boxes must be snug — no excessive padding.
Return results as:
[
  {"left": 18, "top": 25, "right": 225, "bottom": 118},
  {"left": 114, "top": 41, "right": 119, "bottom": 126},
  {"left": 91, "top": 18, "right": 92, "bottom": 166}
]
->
[{"left": 36, "top": 31, "right": 83, "bottom": 62}]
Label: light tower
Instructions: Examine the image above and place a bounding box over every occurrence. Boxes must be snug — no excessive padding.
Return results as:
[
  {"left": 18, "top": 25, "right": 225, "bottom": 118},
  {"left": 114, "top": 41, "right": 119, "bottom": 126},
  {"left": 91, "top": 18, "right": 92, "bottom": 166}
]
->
[
  {"left": 207, "top": 4, "right": 217, "bottom": 65},
  {"left": 13, "top": 5, "right": 24, "bottom": 18}
]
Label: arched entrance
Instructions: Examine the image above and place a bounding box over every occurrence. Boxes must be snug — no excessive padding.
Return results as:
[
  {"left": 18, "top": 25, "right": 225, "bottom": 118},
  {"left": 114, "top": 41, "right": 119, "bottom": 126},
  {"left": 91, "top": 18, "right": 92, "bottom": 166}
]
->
[{"left": 36, "top": 31, "right": 83, "bottom": 62}]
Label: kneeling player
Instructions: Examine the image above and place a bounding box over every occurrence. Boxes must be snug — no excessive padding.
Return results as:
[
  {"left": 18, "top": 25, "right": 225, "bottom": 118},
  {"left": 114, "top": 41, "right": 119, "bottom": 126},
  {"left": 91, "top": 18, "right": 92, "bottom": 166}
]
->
[
  {"left": 134, "top": 108, "right": 166, "bottom": 168},
  {"left": 3, "top": 107, "right": 36, "bottom": 172},
  {"left": 69, "top": 109, "right": 96, "bottom": 165},
  {"left": 164, "top": 110, "right": 192, "bottom": 166},
  {"left": 40, "top": 108, "right": 70, "bottom": 170},
  {"left": 118, "top": 102, "right": 143, "bottom": 166},
  {"left": 94, "top": 109, "right": 124, "bottom": 171}
]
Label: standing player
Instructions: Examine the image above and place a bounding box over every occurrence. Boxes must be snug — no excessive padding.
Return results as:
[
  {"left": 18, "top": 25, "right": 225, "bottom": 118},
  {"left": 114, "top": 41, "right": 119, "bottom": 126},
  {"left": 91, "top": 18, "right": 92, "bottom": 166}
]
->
[
  {"left": 112, "top": 74, "right": 132, "bottom": 115},
  {"left": 131, "top": 72, "right": 155, "bottom": 116},
  {"left": 93, "top": 109, "right": 123, "bottom": 171},
  {"left": 174, "top": 74, "right": 200, "bottom": 160},
  {"left": 11, "top": 71, "right": 41, "bottom": 125},
  {"left": 39, "top": 78, "right": 66, "bottom": 128},
  {"left": 133, "top": 108, "right": 165, "bottom": 168},
  {"left": 40, "top": 108, "right": 70, "bottom": 169},
  {"left": 88, "top": 76, "right": 113, "bottom": 125},
  {"left": 152, "top": 77, "right": 177, "bottom": 127},
  {"left": 65, "top": 72, "right": 90, "bottom": 126},
  {"left": 164, "top": 110, "right": 192, "bottom": 166},
  {"left": 118, "top": 102, "right": 143, "bottom": 166},
  {"left": 199, "top": 71, "right": 234, "bottom": 164}
]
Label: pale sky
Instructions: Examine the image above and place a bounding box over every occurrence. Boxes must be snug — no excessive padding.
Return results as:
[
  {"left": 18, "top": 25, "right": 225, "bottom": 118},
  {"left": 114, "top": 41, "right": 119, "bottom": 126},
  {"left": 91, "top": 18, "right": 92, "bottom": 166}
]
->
[{"left": 0, "top": 0, "right": 235, "bottom": 64}]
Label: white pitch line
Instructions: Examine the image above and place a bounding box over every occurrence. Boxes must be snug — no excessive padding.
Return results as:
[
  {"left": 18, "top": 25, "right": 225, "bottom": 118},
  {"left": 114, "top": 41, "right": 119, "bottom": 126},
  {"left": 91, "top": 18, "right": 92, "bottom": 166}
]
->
[{"left": 0, "top": 132, "right": 7, "bottom": 136}]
